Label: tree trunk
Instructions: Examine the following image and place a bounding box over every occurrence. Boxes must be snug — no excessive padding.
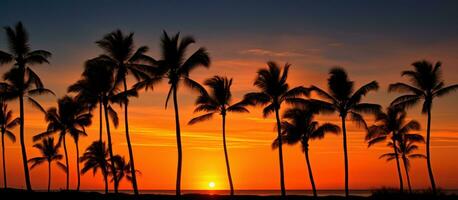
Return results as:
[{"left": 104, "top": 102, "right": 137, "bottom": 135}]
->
[
  {"left": 103, "top": 102, "right": 118, "bottom": 193},
  {"left": 426, "top": 107, "right": 436, "bottom": 195},
  {"left": 304, "top": 148, "right": 317, "bottom": 198},
  {"left": 99, "top": 100, "right": 103, "bottom": 142},
  {"left": 103, "top": 170, "right": 108, "bottom": 194},
  {"left": 172, "top": 86, "right": 182, "bottom": 197},
  {"left": 76, "top": 140, "right": 81, "bottom": 191},
  {"left": 274, "top": 106, "right": 286, "bottom": 197},
  {"left": 402, "top": 155, "right": 412, "bottom": 193},
  {"left": 341, "top": 116, "right": 349, "bottom": 197},
  {"left": 392, "top": 138, "right": 404, "bottom": 193},
  {"left": 19, "top": 95, "right": 32, "bottom": 191},
  {"left": 222, "top": 114, "right": 234, "bottom": 195},
  {"left": 62, "top": 135, "right": 69, "bottom": 190},
  {"left": 122, "top": 78, "right": 139, "bottom": 196},
  {"left": 48, "top": 161, "right": 51, "bottom": 192},
  {"left": 2, "top": 131, "right": 7, "bottom": 188}
]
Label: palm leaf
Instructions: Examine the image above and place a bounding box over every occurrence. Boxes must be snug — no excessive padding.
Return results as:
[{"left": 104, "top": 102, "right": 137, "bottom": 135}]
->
[{"left": 188, "top": 112, "right": 215, "bottom": 125}]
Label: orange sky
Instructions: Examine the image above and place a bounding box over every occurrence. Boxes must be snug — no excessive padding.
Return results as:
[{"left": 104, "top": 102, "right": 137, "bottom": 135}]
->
[{"left": 1, "top": 1, "right": 458, "bottom": 192}]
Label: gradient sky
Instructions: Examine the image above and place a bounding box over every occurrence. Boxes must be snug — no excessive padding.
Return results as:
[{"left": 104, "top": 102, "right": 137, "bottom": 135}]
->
[{"left": 1, "top": 0, "right": 458, "bottom": 191}]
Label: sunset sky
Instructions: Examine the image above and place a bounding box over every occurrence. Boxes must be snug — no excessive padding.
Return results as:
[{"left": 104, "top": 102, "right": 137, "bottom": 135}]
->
[{"left": 1, "top": 0, "right": 458, "bottom": 191}]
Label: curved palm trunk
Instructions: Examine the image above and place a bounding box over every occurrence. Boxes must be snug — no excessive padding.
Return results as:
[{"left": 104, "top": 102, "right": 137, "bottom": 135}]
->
[
  {"left": 401, "top": 155, "right": 412, "bottom": 193},
  {"left": 48, "top": 161, "right": 51, "bottom": 192},
  {"left": 122, "top": 78, "right": 139, "bottom": 196},
  {"left": 99, "top": 101, "right": 103, "bottom": 142},
  {"left": 172, "top": 86, "right": 183, "bottom": 197},
  {"left": 392, "top": 138, "right": 404, "bottom": 193},
  {"left": 340, "top": 116, "right": 349, "bottom": 197},
  {"left": 2, "top": 131, "right": 7, "bottom": 189},
  {"left": 222, "top": 114, "right": 234, "bottom": 195},
  {"left": 103, "top": 170, "right": 108, "bottom": 194},
  {"left": 62, "top": 135, "right": 69, "bottom": 190},
  {"left": 304, "top": 148, "right": 317, "bottom": 198},
  {"left": 19, "top": 95, "right": 32, "bottom": 191},
  {"left": 426, "top": 107, "right": 436, "bottom": 195},
  {"left": 274, "top": 106, "right": 286, "bottom": 197},
  {"left": 75, "top": 140, "right": 81, "bottom": 191},
  {"left": 103, "top": 102, "right": 118, "bottom": 193}
]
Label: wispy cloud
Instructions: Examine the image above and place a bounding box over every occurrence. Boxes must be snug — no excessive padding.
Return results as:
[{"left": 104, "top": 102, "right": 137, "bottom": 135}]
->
[{"left": 240, "top": 48, "right": 306, "bottom": 57}]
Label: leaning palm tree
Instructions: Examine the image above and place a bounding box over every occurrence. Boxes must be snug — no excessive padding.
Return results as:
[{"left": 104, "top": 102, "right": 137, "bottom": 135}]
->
[
  {"left": 80, "top": 141, "right": 109, "bottom": 194},
  {"left": 273, "top": 106, "right": 340, "bottom": 197},
  {"left": 389, "top": 60, "right": 458, "bottom": 194},
  {"left": 0, "top": 102, "right": 20, "bottom": 188},
  {"left": 110, "top": 155, "right": 141, "bottom": 191},
  {"left": 0, "top": 21, "right": 53, "bottom": 191},
  {"left": 243, "top": 61, "right": 309, "bottom": 196},
  {"left": 135, "top": 31, "right": 210, "bottom": 196},
  {"left": 309, "top": 67, "right": 380, "bottom": 197},
  {"left": 188, "top": 76, "right": 249, "bottom": 195},
  {"left": 365, "top": 107, "right": 420, "bottom": 193},
  {"left": 95, "top": 30, "right": 153, "bottom": 195},
  {"left": 380, "top": 132, "right": 425, "bottom": 193},
  {"left": 28, "top": 137, "right": 65, "bottom": 192},
  {"left": 33, "top": 96, "right": 92, "bottom": 191}
]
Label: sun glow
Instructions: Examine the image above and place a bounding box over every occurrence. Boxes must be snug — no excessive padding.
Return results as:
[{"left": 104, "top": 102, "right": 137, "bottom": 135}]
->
[{"left": 208, "top": 181, "right": 216, "bottom": 189}]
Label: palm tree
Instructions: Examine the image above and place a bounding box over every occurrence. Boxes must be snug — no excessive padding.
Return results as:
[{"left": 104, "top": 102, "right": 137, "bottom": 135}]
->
[
  {"left": 32, "top": 96, "right": 92, "bottom": 191},
  {"left": 110, "top": 155, "right": 141, "bottom": 191},
  {"left": 188, "top": 76, "right": 249, "bottom": 195},
  {"left": 28, "top": 137, "right": 65, "bottom": 192},
  {"left": 80, "top": 141, "right": 109, "bottom": 194},
  {"left": 243, "top": 61, "right": 309, "bottom": 196},
  {"left": 389, "top": 60, "right": 458, "bottom": 194},
  {"left": 0, "top": 102, "right": 20, "bottom": 188},
  {"left": 135, "top": 31, "right": 210, "bottom": 196},
  {"left": 380, "top": 132, "right": 425, "bottom": 193},
  {"left": 309, "top": 67, "right": 380, "bottom": 197},
  {"left": 365, "top": 107, "right": 419, "bottom": 193},
  {"left": 95, "top": 30, "right": 153, "bottom": 195},
  {"left": 272, "top": 106, "right": 340, "bottom": 197},
  {"left": 0, "top": 22, "right": 53, "bottom": 191}
]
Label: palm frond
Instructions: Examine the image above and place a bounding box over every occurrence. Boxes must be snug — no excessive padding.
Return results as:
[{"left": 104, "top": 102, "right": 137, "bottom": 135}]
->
[{"left": 188, "top": 112, "right": 215, "bottom": 125}]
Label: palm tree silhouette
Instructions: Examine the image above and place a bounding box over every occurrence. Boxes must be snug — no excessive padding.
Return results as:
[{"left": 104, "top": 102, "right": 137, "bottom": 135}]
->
[
  {"left": 243, "top": 61, "right": 309, "bottom": 196},
  {"left": 28, "top": 137, "right": 65, "bottom": 192},
  {"left": 95, "top": 30, "right": 152, "bottom": 195},
  {"left": 0, "top": 102, "right": 20, "bottom": 188},
  {"left": 389, "top": 60, "right": 458, "bottom": 194},
  {"left": 188, "top": 76, "right": 249, "bottom": 195},
  {"left": 380, "top": 131, "right": 425, "bottom": 193},
  {"left": 0, "top": 22, "right": 53, "bottom": 191},
  {"left": 135, "top": 31, "right": 210, "bottom": 196},
  {"left": 272, "top": 105, "right": 340, "bottom": 197},
  {"left": 33, "top": 96, "right": 92, "bottom": 191},
  {"left": 309, "top": 67, "right": 380, "bottom": 197},
  {"left": 80, "top": 141, "right": 109, "bottom": 194},
  {"left": 365, "top": 106, "right": 417, "bottom": 193},
  {"left": 110, "top": 155, "right": 141, "bottom": 191}
]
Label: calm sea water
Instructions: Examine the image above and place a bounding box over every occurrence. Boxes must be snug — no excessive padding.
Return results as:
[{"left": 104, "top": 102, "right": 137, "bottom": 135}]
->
[{"left": 83, "top": 189, "right": 458, "bottom": 197}]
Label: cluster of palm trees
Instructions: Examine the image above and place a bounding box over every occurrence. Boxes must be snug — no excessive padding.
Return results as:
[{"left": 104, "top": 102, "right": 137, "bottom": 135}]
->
[{"left": 0, "top": 21, "right": 457, "bottom": 198}]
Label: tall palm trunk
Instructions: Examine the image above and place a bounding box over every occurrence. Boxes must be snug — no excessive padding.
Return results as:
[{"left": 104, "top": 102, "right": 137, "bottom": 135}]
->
[
  {"left": 426, "top": 107, "right": 436, "bottom": 195},
  {"left": 304, "top": 146, "right": 317, "bottom": 198},
  {"left": 19, "top": 95, "right": 32, "bottom": 191},
  {"left": 392, "top": 138, "right": 404, "bottom": 192},
  {"left": 2, "top": 131, "right": 7, "bottom": 188},
  {"left": 222, "top": 113, "right": 234, "bottom": 195},
  {"left": 75, "top": 140, "right": 81, "bottom": 191},
  {"left": 99, "top": 100, "right": 103, "bottom": 141},
  {"left": 103, "top": 169, "right": 108, "bottom": 194},
  {"left": 62, "top": 135, "right": 69, "bottom": 190},
  {"left": 122, "top": 78, "right": 139, "bottom": 195},
  {"left": 274, "top": 105, "right": 286, "bottom": 197},
  {"left": 172, "top": 86, "right": 182, "bottom": 197},
  {"left": 48, "top": 161, "right": 51, "bottom": 192},
  {"left": 340, "top": 115, "right": 349, "bottom": 197},
  {"left": 401, "top": 155, "right": 412, "bottom": 193},
  {"left": 103, "top": 101, "right": 118, "bottom": 193}
]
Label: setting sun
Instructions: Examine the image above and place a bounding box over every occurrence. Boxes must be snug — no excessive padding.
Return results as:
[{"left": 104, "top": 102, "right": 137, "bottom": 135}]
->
[{"left": 208, "top": 182, "right": 216, "bottom": 189}]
